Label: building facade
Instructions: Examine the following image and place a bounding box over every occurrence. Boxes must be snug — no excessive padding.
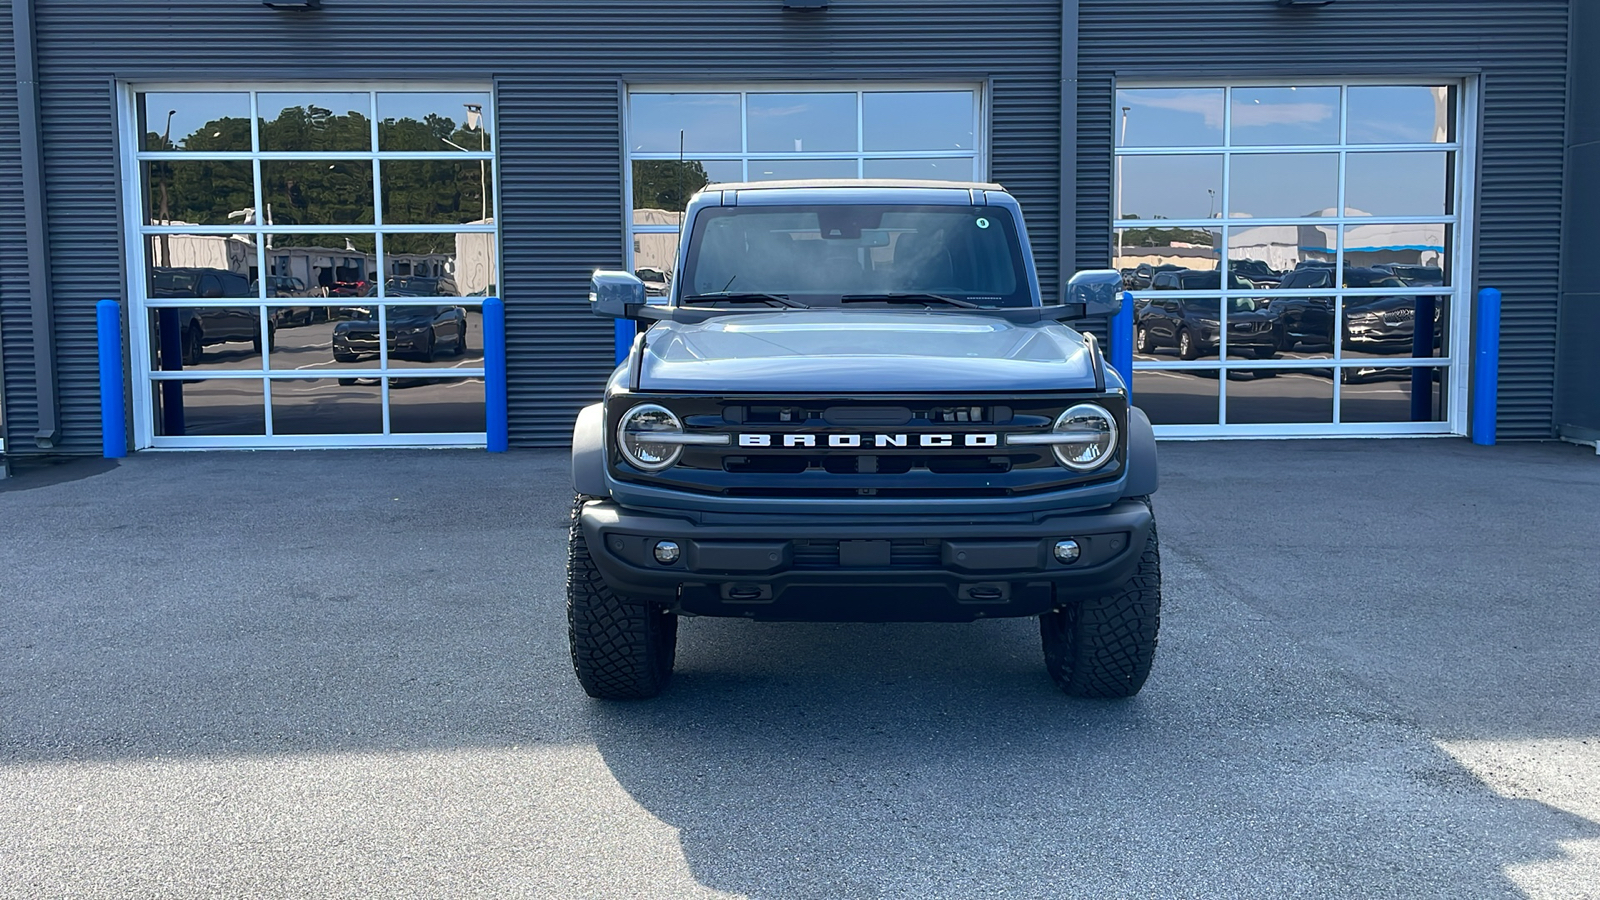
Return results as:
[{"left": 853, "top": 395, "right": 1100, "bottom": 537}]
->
[{"left": 0, "top": 0, "right": 1585, "bottom": 460}]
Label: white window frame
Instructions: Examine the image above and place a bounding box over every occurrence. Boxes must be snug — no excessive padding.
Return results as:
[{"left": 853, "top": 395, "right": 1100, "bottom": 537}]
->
[
  {"left": 118, "top": 81, "right": 502, "bottom": 450},
  {"left": 1115, "top": 77, "right": 1478, "bottom": 439},
  {"left": 622, "top": 82, "right": 988, "bottom": 289}
]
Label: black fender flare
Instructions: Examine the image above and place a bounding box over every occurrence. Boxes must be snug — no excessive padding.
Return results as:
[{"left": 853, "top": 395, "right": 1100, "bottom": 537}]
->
[
  {"left": 571, "top": 402, "right": 608, "bottom": 498},
  {"left": 1121, "top": 405, "right": 1159, "bottom": 498}
]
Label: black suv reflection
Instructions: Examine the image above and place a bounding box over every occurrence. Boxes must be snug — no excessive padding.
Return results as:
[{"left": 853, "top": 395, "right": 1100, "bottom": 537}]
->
[
  {"left": 1267, "top": 265, "right": 1432, "bottom": 353},
  {"left": 1134, "top": 269, "right": 1277, "bottom": 359},
  {"left": 332, "top": 305, "right": 469, "bottom": 363},
  {"left": 152, "top": 267, "right": 272, "bottom": 365}
]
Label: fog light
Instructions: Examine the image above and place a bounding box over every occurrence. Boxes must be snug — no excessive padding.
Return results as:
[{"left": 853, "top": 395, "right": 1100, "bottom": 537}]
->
[
  {"left": 1053, "top": 539, "right": 1081, "bottom": 563},
  {"left": 653, "top": 540, "right": 681, "bottom": 565}
]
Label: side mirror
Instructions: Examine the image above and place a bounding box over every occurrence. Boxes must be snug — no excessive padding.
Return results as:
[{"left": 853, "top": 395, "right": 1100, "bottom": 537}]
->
[
  {"left": 1062, "top": 269, "right": 1125, "bottom": 318},
  {"left": 589, "top": 270, "right": 648, "bottom": 319}
]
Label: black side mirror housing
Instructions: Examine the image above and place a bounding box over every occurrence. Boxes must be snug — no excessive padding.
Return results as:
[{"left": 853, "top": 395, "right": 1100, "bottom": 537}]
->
[
  {"left": 1061, "top": 269, "right": 1125, "bottom": 319},
  {"left": 590, "top": 270, "right": 648, "bottom": 319}
]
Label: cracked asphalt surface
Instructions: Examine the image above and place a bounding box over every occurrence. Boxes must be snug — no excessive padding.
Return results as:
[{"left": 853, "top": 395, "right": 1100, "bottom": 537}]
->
[{"left": 2, "top": 440, "right": 1598, "bottom": 898}]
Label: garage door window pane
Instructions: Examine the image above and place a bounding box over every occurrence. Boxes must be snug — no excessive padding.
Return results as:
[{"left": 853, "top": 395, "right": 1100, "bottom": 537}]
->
[
  {"left": 861, "top": 157, "right": 976, "bottom": 181},
  {"left": 629, "top": 94, "right": 741, "bottom": 153},
  {"left": 270, "top": 378, "right": 383, "bottom": 434},
  {"left": 1117, "top": 155, "right": 1223, "bottom": 220},
  {"left": 1347, "top": 86, "right": 1455, "bottom": 144},
  {"left": 747, "top": 93, "right": 856, "bottom": 153},
  {"left": 749, "top": 158, "right": 859, "bottom": 181},
  {"left": 151, "top": 379, "right": 266, "bottom": 436},
  {"left": 1226, "top": 370, "right": 1333, "bottom": 425},
  {"left": 1229, "top": 86, "right": 1340, "bottom": 146},
  {"left": 389, "top": 377, "right": 487, "bottom": 433},
  {"left": 140, "top": 92, "right": 253, "bottom": 152},
  {"left": 258, "top": 92, "right": 373, "bottom": 152},
  {"left": 1345, "top": 152, "right": 1453, "bottom": 217},
  {"left": 377, "top": 91, "right": 492, "bottom": 152},
  {"left": 1115, "top": 89, "right": 1224, "bottom": 148},
  {"left": 1228, "top": 153, "right": 1338, "bottom": 219},
  {"left": 863, "top": 92, "right": 974, "bottom": 151}
]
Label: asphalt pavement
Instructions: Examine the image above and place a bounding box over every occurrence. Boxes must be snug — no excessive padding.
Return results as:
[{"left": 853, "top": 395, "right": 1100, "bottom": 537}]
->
[{"left": 2, "top": 439, "right": 1598, "bottom": 898}]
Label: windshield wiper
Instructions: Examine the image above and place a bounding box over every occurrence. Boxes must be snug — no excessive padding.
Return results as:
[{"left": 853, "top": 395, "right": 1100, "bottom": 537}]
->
[
  {"left": 839, "top": 292, "right": 983, "bottom": 309},
  {"left": 682, "top": 291, "right": 808, "bottom": 308}
]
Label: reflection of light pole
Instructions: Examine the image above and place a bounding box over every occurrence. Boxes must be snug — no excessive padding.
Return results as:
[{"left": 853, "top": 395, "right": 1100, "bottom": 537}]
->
[
  {"left": 1207, "top": 188, "right": 1216, "bottom": 219},
  {"left": 1116, "top": 106, "right": 1130, "bottom": 264},
  {"left": 158, "top": 108, "right": 176, "bottom": 267},
  {"left": 466, "top": 103, "right": 487, "bottom": 222}
]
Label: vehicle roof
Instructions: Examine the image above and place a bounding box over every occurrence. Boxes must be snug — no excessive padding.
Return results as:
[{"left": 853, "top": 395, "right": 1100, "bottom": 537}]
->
[{"left": 699, "top": 178, "right": 1006, "bottom": 193}]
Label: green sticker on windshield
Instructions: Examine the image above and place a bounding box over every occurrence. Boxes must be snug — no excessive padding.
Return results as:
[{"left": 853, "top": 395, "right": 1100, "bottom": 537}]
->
[{"left": 975, "top": 217, "right": 990, "bottom": 229}]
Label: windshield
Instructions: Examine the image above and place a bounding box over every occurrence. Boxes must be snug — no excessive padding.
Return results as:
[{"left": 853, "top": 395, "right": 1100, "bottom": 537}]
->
[{"left": 679, "top": 205, "right": 1032, "bottom": 307}]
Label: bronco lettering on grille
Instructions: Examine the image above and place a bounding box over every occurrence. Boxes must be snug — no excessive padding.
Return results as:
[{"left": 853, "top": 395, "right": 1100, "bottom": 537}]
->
[{"left": 737, "top": 433, "right": 1001, "bottom": 448}]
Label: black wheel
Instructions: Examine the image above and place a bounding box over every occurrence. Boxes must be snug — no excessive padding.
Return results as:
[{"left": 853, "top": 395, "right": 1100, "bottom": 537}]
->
[
  {"left": 1252, "top": 344, "right": 1278, "bottom": 360},
  {"left": 453, "top": 323, "right": 468, "bottom": 356},
  {"left": 421, "top": 330, "right": 438, "bottom": 363},
  {"left": 1135, "top": 325, "right": 1153, "bottom": 354},
  {"left": 1178, "top": 328, "right": 1201, "bottom": 361},
  {"left": 181, "top": 326, "right": 203, "bottom": 366},
  {"left": 567, "top": 494, "right": 678, "bottom": 699},
  {"left": 1040, "top": 503, "right": 1161, "bottom": 699}
]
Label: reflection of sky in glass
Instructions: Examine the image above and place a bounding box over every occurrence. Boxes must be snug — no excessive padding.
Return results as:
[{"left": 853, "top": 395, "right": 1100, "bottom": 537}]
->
[
  {"left": 140, "top": 93, "right": 250, "bottom": 149},
  {"left": 1118, "top": 155, "right": 1221, "bottom": 220},
  {"left": 750, "top": 159, "right": 858, "bottom": 181},
  {"left": 1230, "top": 87, "right": 1339, "bottom": 145},
  {"left": 377, "top": 92, "right": 493, "bottom": 136},
  {"left": 863, "top": 92, "right": 974, "bottom": 151},
  {"left": 1346, "top": 152, "right": 1451, "bottom": 216},
  {"left": 862, "top": 158, "right": 977, "bottom": 181},
  {"left": 630, "top": 94, "right": 741, "bottom": 153},
  {"left": 1116, "top": 89, "right": 1223, "bottom": 147},
  {"left": 747, "top": 93, "right": 856, "bottom": 153},
  {"left": 1229, "top": 154, "right": 1338, "bottom": 218},
  {"left": 1348, "top": 86, "right": 1452, "bottom": 143}
]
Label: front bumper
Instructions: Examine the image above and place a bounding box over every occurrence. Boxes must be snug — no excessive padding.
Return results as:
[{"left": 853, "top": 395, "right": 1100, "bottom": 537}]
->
[{"left": 578, "top": 497, "right": 1154, "bottom": 622}]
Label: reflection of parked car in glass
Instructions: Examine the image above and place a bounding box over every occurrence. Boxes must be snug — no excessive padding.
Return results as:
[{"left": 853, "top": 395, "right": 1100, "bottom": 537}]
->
[
  {"left": 1266, "top": 266, "right": 1337, "bottom": 350},
  {"left": 1136, "top": 295, "right": 1277, "bottom": 360},
  {"left": 1373, "top": 263, "right": 1444, "bottom": 287},
  {"left": 151, "top": 267, "right": 272, "bottom": 365},
  {"left": 1230, "top": 258, "right": 1282, "bottom": 286},
  {"left": 1124, "top": 262, "right": 1184, "bottom": 290},
  {"left": 332, "top": 305, "right": 469, "bottom": 363},
  {"left": 635, "top": 267, "right": 671, "bottom": 297},
  {"left": 254, "top": 275, "right": 328, "bottom": 327}
]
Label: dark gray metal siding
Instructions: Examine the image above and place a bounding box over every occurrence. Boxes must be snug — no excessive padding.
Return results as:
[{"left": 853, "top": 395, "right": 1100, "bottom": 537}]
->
[
  {"left": 1556, "top": 0, "right": 1600, "bottom": 439},
  {"left": 15, "top": 0, "right": 1062, "bottom": 451},
  {"left": 1078, "top": 0, "right": 1571, "bottom": 439},
  {"left": 0, "top": 0, "right": 28, "bottom": 450}
]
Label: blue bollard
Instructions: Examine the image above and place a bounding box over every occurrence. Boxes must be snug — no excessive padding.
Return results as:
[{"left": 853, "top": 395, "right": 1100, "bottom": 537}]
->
[
  {"left": 1472, "top": 287, "right": 1501, "bottom": 446},
  {"left": 483, "top": 297, "right": 508, "bottom": 452},
  {"left": 1109, "top": 291, "right": 1135, "bottom": 391},
  {"left": 96, "top": 299, "right": 127, "bottom": 458},
  {"left": 614, "top": 319, "right": 636, "bottom": 366}
]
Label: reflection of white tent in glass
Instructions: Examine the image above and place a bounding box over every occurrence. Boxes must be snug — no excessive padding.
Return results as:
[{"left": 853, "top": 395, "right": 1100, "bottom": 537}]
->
[{"left": 1229, "top": 208, "right": 1445, "bottom": 271}]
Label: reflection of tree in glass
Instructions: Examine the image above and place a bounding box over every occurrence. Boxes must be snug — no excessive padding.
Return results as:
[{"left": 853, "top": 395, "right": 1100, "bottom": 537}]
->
[
  {"left": 634, "top": 160, "right": 710, "bottom": 213},
  {"left": 260, "top": 104, "right": 371, "bottom": 152},
  {"left": 1119, "top": 215, "right": 1216, "bottom": 248}
]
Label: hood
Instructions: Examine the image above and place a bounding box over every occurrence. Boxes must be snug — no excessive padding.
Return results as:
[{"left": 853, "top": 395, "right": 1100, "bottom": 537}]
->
[{"left": 637, "top": 310, "right": 1097, "bottom": 393}]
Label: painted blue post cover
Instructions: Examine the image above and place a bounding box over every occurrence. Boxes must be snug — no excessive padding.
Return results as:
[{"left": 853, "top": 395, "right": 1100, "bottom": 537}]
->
[
  {"left": 96, "top": 299, "right": 127, "bottom": 458},
  {"left": 483, "top": 297, "right": 508, "bottom": 452}
]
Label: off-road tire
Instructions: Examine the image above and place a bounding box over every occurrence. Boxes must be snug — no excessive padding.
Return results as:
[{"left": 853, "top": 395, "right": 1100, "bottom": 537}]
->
[
  {"left": 1040, "top": 499, "right": 1161, "bottom": 698},
  {"left": 567, "top": 494, "right": 678, "bottom": 699}
]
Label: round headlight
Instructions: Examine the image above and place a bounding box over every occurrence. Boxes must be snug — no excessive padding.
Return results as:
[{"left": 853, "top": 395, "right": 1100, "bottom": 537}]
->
[
  {"left": 1051, "top": 403, "right": 1118, "bottom": 471},
  {"left": 617, "top": 403, "right": 684, "bottom": 471}
]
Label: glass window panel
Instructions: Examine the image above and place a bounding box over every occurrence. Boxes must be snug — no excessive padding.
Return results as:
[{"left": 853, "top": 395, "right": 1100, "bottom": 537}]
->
[
  {"left": 151, "top": 378, "right": 266, "bottom": 437},
  {"left": 381, "top": 303, "right": 476, "bottom": 368},
  {"left": 1345, "top": 151, "right": 1453, "bottom": 217},
  {"left": 258, "top": 92, "right": 373, "bottom": 152},
  {"left": 1227, "top": 153, "right": 1337, "bottom": 219},
  {"left": 1230, "top": 224, "right": 1335, "bottom": 276},
  {"left": 748, "top": 158, "right": 859, "bottom": 181},
  {"left": 1133, "top": 296, "right": 1222, "bottom": 361},
  {"left": 388, "top": 377, "right": 487, "bottom": 433},
  {"left": 1116, "top": 155, "right": 1223, "bottom": 221},
  {"left": 138, "top": 92, "right": 252, "bottom": 152},
  {"left": 269, "top": 378, "right": 383, "bottom": 435},
  {"left": 862, "top": 92, "right": 974, "bottom": 151},
  {"left": 269, "top": 305, "right": 379, "bottom": 371},
  {"left": 1341, "top": 225, "right": 1450, "bottom": 285},
  {"left": 146, "top": 237, "right": 257, "bottom": 297},
  {"left": 747, "top": 93, "right": 857, "bottom": 153},
  {"left": 1340, "top": 366, "right": 1448, "bottom": 423},
  {"left": 381, "top": 160, "right": 494, "bottom": 225},
  {"left": 1347, "top": 86, "right": 1455, "bottom": 144},
  {"left": 377, "top": 91, "right": 493, "bottom": 152},
  {"left": 861, "top": 157, "right": 976, "bottom": 181},
  {"left": 1115, "top": 89, "right": 1224, "bottom": 148},
  {"left": 1222, "top": 294, "right": 1283, "bottom": 360},
  {"left": 1225, "top": 369, "right": 1333, "bottom": 425},
  {"left": 264, "top": 234, "right": 377, "bottom": 297},
  {"left": 148, "top": 306, "right": 265, "bottom": 373},
  {"left": 142, "top": 161, "right": 255, "bottom": 226},
  {"left": 1131, "top": 369, "right": 1219, "bottom": 425},
  {"left": 1114, "top": 227, "right": 1220, "bottom": 280},
  {"left": 1341, "top": 294, "right": 1449, "bottom": 360},
  {"left": 632, "top": 159, "right": 743, "bottom": 220},
  {"left": 261, "top": 160, "right": 375, "bottom": 227},
  {"left": 381, "top": 232, "right": 491, "bottom": 296},
  {"left": 1259, "top": 289, "right": 1335, "bottom": 357},
  {"left": 1229, "top": 87, "right": 1340, "bottom": 146},
  {"left": 633, "top": 233, "right": 680, "bottom": 296},
  {"left": 629, "top": 94, "right": 741, "bottom": 153}
]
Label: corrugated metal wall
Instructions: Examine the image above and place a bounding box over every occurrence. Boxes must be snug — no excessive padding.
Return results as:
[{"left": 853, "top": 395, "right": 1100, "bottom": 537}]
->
[
  {"left": 1556, "top": 0, "right": 1599, "bottom": 439},
  {"left": 5, "top": 0, "right": 1061, "bottom": 452},
  {"left": 1078, "top": 0, "right": 1571, "bottom": 439},
  {"left": 0, "top": 0, "right": 28, "bottom": 450}
]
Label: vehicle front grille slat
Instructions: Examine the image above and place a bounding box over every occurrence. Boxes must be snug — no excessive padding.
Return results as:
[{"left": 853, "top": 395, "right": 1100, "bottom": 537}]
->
[{"left": 791, "top": 539, "right": 943, "bottom": 569}]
